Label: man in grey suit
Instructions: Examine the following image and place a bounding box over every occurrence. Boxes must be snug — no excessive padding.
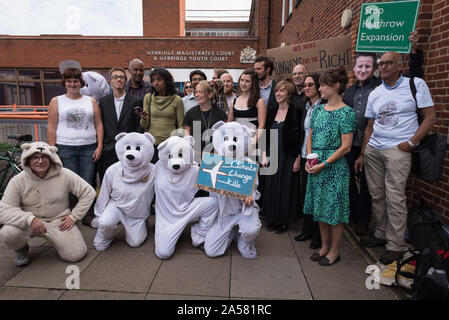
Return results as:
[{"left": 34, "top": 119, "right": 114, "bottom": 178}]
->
[{"left": 98, "top": 67, "right": 143, "bottom": 182}]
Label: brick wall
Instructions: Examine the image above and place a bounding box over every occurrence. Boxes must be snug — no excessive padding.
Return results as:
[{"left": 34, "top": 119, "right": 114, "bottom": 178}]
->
[
  {"left": 143, "top": 0, "right": 184, "bottom": 37},
  {"left": 267, "top": 0, "right": 449, "bottom": 223},
  {"left": 0, "top": 37, "right": 259, "bottom": 70}
]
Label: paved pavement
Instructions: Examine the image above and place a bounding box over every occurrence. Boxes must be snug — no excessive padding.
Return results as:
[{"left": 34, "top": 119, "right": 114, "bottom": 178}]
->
[{"left": 0, "top": 216, "right": 399, "bottom": 300}]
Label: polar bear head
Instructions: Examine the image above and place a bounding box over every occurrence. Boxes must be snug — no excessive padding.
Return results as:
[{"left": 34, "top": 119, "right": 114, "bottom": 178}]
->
[
  {"left": 158, "top": 135, "right": 195, "bottom": 174},
  {"left": 20, "top": 141, "right": 62, "bottom": 174},
  {"left": 115, "top": 132, "right": 155, "bottom": 173},
  {"left": 79, "top": 71, "right": 110, "bottom": 101},
  {"left": 212, "top": 121, "right": 252, "bottom": 159}
]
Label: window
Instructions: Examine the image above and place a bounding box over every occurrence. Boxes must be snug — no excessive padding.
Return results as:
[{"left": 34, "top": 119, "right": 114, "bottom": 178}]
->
[
  {"left": 281, "top": 0, "right": 286, "bottom": 28},
  {"left": 0, "top": 68, "right": 108, "bottom": 106}
]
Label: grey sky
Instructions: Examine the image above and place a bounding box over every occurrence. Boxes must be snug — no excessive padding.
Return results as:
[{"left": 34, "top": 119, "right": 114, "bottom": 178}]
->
[{"left": 0, "top": 0, "right": 252, "bottom": 36}]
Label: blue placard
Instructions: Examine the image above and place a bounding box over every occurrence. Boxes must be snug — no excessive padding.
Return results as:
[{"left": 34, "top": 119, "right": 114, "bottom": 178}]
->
[{"left": 195, "top": 153, "right": 259, "bottom": 200}]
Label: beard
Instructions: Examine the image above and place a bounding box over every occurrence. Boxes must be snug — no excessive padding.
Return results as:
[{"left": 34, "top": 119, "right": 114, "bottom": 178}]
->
[{"left": 224, "top": 86, "right": 233, "bottom": 95}]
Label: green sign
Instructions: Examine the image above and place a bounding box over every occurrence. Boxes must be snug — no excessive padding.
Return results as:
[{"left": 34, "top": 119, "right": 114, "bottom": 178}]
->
[{"left": 356, "top": 0, "right": 420, "bottom": 53}]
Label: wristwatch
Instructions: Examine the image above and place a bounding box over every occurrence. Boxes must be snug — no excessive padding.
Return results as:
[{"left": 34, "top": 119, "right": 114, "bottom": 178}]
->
[{"left": 407, "top": 140, "right": 417, "bottom": 149}]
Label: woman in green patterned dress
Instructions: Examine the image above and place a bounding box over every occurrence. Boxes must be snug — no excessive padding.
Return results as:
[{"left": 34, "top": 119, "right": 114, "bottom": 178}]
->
[{"left": 304, "top": 68, "right": 356, "bottom": 266}]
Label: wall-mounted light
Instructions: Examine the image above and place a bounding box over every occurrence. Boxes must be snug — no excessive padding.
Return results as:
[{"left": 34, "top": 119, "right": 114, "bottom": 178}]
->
[{"left": 341, "top": 9, "right": 352, "bottom": 29}]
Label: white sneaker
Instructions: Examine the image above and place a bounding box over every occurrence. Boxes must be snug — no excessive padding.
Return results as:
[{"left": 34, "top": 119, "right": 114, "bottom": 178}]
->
[
  {"left": 15, "top": 244, "right": 30, "bottom": 267},
  {"left": 91, "top": 217, "right": 99, "bottom": 229}
]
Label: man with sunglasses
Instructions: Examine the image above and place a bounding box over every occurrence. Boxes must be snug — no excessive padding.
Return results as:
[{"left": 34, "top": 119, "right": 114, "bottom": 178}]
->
[
  {"left": 358, "top": 50, "right": 435, "bottom": 265},
  {"left": 343, "top": 31, "right": 424, "bottom": 238},
  {"left": 0, "top": 142, "right": 95, "bottom": 266}
]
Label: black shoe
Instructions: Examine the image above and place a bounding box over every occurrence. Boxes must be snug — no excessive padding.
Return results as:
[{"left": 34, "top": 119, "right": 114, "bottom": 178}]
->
[
  {"left": 294, "top": 233, "right": 312, "bottom": 242},
  {"left": 319, "top": 256, "right": 341, "bottom": 266},
  {"left": 360, "top": 235, "right": 386, "bottom": 248},
  {"left": 310, "top": 252, "right": 326, "bottom": 262},
  {"left": 275, "top": 224, "right": 289, "bottom": 234},
  {"left": 266, "top": 223, "right": 277, "bottom": 232},
  {"left": 309, "top": 239, "right": 322, "bottom": 249},
  {"left": 380, "top": 250, "right": 403, "bottom": 265}
]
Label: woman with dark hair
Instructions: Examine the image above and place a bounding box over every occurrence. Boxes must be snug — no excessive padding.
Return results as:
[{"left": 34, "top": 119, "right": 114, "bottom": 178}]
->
[
  {"left": 139, "top": 68, "right": 184, "bottom": 162},
  {"left": 47, "top": 66, "right": 104, "bottom": 190},
  {"left": 303, "top": 68, "right": 356, "bottom": 266},
  {"left": 227, "top": 68, "right": 266, "bottom": 146},
  {"left": 294, "top": 73, "right": 323, "bottom": 248},
  {"left": 262, "top": 80, "right": 303, "bottom": 234}
]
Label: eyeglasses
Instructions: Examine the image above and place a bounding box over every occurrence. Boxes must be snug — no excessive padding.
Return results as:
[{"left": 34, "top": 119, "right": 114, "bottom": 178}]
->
[
  {"left": 377, "top": 60, "right": 399, "bottom": 67},
  {"left": 303, "top": 83, "right": 315, "bottom": 88},
  {"left": 111, "top": 75, "right": 125, "bottom": 80},
  {"left": 185, "top": 86, "right": 192, "bottom": 89},
  {"left": 30, "top": 155, "right": 50, "bottom": 162}
]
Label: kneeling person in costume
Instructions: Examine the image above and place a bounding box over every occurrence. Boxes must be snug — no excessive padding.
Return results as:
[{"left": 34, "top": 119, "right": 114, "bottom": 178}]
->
[
  {"left": 94, "top": 132, "right": 156, "bottom": 250},
  {"left": 154, "top": 135, "right": 218, "bottom": 260},
  {"left": 0, "top": 142, "right": 96, "bottom": 266},
  {"left": 204, "top": 121, "right": 262, "bottom": 259}
]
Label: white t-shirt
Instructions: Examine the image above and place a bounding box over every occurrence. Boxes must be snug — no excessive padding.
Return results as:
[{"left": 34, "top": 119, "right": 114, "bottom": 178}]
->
[
  {"left": 56, "top": 94, "right": 97, "bottom": 146},
  {"left": 365, "top": 76, "right": 433, "bottom": 150}
]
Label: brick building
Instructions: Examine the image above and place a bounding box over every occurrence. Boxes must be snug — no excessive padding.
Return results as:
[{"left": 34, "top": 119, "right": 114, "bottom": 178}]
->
[
  {"left": 1, "top": 0, "right": 448, "bottom": 222},
  {"left": 257, "top": 0, "right": 448, "bottom": 223},
  {"left": 0, "top": 0, "right": 259, "bottom": 106}
]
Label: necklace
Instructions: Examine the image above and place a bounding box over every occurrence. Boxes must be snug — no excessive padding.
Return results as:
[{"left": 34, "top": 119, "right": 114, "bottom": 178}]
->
[{"left": 201, "top": 107, "right": 213, "bottom": 129}]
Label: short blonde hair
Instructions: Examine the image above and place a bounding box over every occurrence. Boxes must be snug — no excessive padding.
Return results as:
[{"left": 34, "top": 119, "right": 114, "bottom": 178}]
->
[{"left": 195, "top": 80, "right": 213, "bottom": 97}]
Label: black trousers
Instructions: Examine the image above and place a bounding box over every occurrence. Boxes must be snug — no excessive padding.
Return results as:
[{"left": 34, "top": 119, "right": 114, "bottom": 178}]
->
[
  {"left": 300, "top": 158, "right": 320, "bottom": 240},
  {"left": 345, "top": 145, "right": 372, "bottom": 226}
]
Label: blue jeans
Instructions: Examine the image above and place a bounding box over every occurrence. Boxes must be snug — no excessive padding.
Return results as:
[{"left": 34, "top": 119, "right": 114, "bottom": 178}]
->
[{"left": 56, "top": 143, "right": 96, "bottom": 187}]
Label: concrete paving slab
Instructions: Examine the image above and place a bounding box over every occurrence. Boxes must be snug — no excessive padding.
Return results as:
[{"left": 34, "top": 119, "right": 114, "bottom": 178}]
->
[
  {"left": 79, "top": 249, "right": 161, "bottom": 293},
  {"left": 106, "top": 227, "right": 155, "bottom": 252},
  {"left": 298, "top": 253, "right": 396, "bottom": 300},
  {"left": 5, "top": 248, "right": 99, "bottom": 289},
  {"left": 291, "top": 233, "right": 366, "bottom": 263},
  {"left": 0, "top": 287, "right": 65, "bottom": 300},
  {"left": 60, "top": 290, "right": 146, "bottom": 300},
  {"left": 77, "top": 222, "right": 124, "bottom": 250},
  {"left": 150, "top": 253, "right": 231, "bottom": 297},
  {"left": 0, "top": 245, "right": 50, "bottom": 286},
  {"left": 146, "top": 293, "right": 226, "bottom": 300},
  {"left": 230, "top": 255, "right": 312, "bottom": 300},
  {"left": 232, "top": 227, "right": 296, "bottom": 258}
]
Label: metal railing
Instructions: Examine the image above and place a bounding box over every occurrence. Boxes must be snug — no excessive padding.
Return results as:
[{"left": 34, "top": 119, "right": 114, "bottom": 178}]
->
[{"left": 0, "top": 105, "right": 48, "bottom": 142}]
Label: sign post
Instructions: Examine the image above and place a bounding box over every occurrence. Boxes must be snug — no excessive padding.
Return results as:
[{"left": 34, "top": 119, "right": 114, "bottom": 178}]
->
[{"left": 356, "top": 0, "right": 420, "bottom": 53}]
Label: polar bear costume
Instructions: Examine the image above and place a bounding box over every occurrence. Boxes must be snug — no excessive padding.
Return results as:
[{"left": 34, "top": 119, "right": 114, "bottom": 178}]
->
[
  {"left": 93, "top": 132, "right": 156, "bottom": 250},
  {"left": 154, "top": 135, "right": 218, "bottom": 260},
  {"left": 79, "top": 71, "right": 110, "bottom": 101},
  {"left": 204, "top": 121, "right": 262, "bottom": 259}
]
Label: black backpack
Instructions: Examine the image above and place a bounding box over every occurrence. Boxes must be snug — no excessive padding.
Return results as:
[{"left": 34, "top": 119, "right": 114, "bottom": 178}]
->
[
  {"left": 396, "top": 248, "right": 449, "bottom": 299},
  {"left": 406, "top": 198, "right": 449, "bottom": 251}
]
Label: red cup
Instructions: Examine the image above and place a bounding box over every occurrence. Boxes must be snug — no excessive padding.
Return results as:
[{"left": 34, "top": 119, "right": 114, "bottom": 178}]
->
[{"left": 306, "top": 153, "right": 319, "bottom": 168}]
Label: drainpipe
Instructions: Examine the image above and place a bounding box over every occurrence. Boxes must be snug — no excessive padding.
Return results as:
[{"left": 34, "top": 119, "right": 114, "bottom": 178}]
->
[{"left": 267, "top": 0, "right": 271, "bottom": 50}]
